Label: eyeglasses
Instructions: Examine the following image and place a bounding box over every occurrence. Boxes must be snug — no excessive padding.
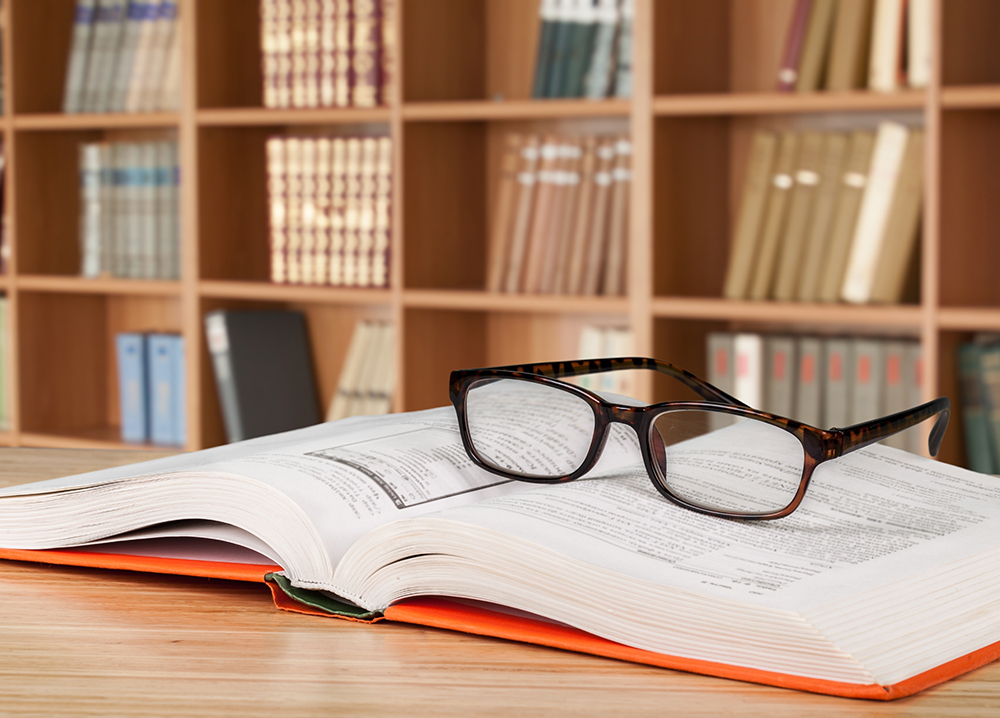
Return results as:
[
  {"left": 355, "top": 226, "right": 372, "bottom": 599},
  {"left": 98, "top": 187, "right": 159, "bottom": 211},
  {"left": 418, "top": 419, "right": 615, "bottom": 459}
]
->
[{"left": 449, "top": 357, "right": 950, "bottom": 520}]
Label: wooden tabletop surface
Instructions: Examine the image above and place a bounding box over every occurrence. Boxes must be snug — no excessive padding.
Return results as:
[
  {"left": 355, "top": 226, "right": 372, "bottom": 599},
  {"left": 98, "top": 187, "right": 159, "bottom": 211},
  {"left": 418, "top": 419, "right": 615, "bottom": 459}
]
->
[{"left": 0, "top": 446, "right": 998, "bottom": 717}]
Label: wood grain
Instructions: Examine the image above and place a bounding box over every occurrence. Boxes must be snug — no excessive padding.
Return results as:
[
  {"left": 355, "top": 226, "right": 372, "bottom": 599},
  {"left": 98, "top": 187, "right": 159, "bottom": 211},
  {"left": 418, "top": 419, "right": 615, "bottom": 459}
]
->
[{"left": 0, "top": 448, "right": 999, "bottom": 715}]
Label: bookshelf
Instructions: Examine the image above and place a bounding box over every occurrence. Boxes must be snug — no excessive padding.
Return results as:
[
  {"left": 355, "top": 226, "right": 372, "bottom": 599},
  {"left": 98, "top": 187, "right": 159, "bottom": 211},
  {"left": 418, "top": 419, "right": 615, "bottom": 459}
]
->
[{"left": 1, "top": 0, "right": 998, "bottom": 469}]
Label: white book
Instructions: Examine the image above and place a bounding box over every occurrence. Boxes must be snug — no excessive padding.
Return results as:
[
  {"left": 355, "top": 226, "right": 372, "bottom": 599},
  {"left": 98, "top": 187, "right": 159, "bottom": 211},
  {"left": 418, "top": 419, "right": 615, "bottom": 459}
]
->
[
  {"left": 907, "top": 0, "right": 932, "bottom": 89},
  {"left": 98, "top": 144, "right": 117, "bottom": 275},
  {"left": 157, "top": 5, "right": 182, "bottom": 111},
  {"left": 138, "top": 142, "right": 159, "bottom": 278},
  {"left": 355, "top": 138, "right": 379, "bottom": 288},
  {"left": 583, "top": 0, "right": 619, "bottom": 99},
  {"left": 63, "top": 0, "right": 99, "bottom": 114},
  {"left": 575, "top": 325, "right": 605, "bottom": 390},
  {"left": 355, "top": 321, "right": 389, "bottom": 415},
  {"left": 613, "top": 0, "right": 634, "bottom": 98},
  {"left": 868, "top": 0, "right": 905, "bottom": 92},
  {"left": 327, "top": 321, "right": 374, "bottom": 422},
  {"left": 139, "top": 0, "right": 177, "bottom": 111},
  {"left": 113, "top": 143, "right": 141, "bottom": 277},
  {"left": 733, "top": 333, "right": 764, "bottom": 410},
  {"left": 290, "top": 0, "right": 308, "bottom": 108},
  {"left": 266, "top": 137, "right": 288, "bottom": 283},
  {"left": 840, "top": 122, "right": 910, "bottom": 304},
  {"left": 155, "top": 141, "right": 180, "bottom": 279},
  {"left": 110, "top": 0, "right": 155, "bottom": 112},
  {"left": 299, "top": 138, "right": 318, "bottom": 285},
  {"left": 79, "top": 143, "right": 105, "bottom": 278},
  {"left": 83, "top": 0, "right": 128, "bottom": 113},
  {"left": 371, "top": 136, "right": 392, "bottom": 289},
  {"left": 371, "top": 322, "right": 396, "bottom": 415}
]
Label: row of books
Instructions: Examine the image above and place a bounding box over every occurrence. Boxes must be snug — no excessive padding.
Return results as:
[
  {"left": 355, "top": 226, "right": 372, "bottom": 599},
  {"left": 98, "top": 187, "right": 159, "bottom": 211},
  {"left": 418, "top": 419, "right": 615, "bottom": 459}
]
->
[
  {"left": 777, "top": 0, "right": 930, "bottom": 93},
  {"left": 326, "top": 319, "right": 394, "bottom": 421},
  {"left": 266, "top": 135, "right": 392, "bottom": 288},
  {"left": 707, "top": 331, "right": 923, "bottom": 453},
  {"left": 531, "top": 0, "right": 632, "bottom": 100},
  {"left": 487, "top": 133, "right": 631, "bottom": 297},
  {"left": 574, "top": 324, "right": 634, "bottom": 396},
  {"left": 723, "top": 122, "right": 923, "bottom": 305},
  {"left": 957, "top": 337, "right": 1000, "bottom": 475},
  {"left": 115, "top": 331, "right": 185, "bottom": 446},
  {"left": 0, "top": 296, "right": 7, "bottom": 431},
  {"left": 260, "top": 0, "right": 395, "bottom": 109},
  {"left": 79, "top": 140, "right": 181, "bottom": 280},
  {"left": 63, "top": 0, "right": 181, "bottom": 114}
]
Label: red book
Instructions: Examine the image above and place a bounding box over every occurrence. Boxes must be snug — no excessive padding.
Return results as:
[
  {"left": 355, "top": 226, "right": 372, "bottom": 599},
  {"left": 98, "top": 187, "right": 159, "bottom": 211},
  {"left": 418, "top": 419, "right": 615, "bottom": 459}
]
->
[{"left": 776, "top": 0, "right": 814, "bottom": 91}]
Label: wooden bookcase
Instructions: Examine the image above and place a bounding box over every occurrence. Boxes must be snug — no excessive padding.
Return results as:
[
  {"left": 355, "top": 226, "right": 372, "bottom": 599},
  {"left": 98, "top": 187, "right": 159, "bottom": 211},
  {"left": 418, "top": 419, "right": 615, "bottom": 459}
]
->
[{"left": 1, "top": 0, "right": 998, "bottom": 468}]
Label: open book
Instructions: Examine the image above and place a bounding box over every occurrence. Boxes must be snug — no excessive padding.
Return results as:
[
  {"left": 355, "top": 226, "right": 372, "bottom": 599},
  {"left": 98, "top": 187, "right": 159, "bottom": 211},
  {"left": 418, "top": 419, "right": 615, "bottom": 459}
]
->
[{"left": 1, "top": 406, "right": 999, "bottom": 700}]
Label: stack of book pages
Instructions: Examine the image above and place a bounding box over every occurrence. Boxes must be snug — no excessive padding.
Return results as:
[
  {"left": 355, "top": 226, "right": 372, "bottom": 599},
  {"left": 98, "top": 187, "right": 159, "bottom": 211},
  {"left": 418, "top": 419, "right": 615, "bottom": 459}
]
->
[
  {"left": 266, "top": 135, "right": 392, "bottom": 288},
  {"left": 487, "top": 132, "right": 631, "bottom": 297},
  {"left": 63, "top": 0, "right": 181, "bottom": 114},
  {"left": 531, "top": 0, "right": 633, "bottom": 99},
  {"left": 723, "top": 122, "right": 923, "bottom": 305},
  {"left": 776, "top": 0, "right": 930, "bottom": 92},
  {"left": 78, "top": 140, "right": 181, "bottom": 280},
  {"left": 259, "top": 0, "right": 395, "bottom": 109}
]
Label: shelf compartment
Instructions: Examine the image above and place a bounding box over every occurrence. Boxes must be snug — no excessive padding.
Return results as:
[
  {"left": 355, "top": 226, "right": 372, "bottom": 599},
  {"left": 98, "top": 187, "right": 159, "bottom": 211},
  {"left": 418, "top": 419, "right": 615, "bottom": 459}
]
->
[
  {"left": 653, "top": 91, "right": 926, "bottom": 117},
  {"left": 198, "top": 297, "right": 388, "bottom": 448},
  {"left": 17, "top": 291, "right": 182, "bottom": 442},
  {"left": 9, "top": 0, "right": 76, "bottom": 115},
  {"left": 943, "top": 0, "right": 1000, "bottom": 87},
  {"left": 403, "top": 288, "right": 629, "bottom": 315},
  {"left": 196, "top": 0, "right": 265, "bottom": 109}
]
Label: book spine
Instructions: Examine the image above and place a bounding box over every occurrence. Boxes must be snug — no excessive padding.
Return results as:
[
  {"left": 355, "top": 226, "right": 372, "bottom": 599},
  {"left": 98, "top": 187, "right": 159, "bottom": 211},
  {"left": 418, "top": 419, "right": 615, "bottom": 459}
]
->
[
  {"left": 772, "top": 131, "right": 824, "bottom": 301},
  {"left": 204, "top": 313, "right": 244, "bottom": 444},
  {"left": 122, "top": 0, "right": 161, "bottom": 113},
  {"left": 266, "top": 137, "right": 288, "bottom": 283},
  {"left": 486, "top": 133, "right": 523, "bottom": 293},
  {"left": 352, "top": 0, "right": 382, "bottom": 107},
  {"left": 825, "top": 0, "right": 874, "bottom": 91},
  {"left": 849, "top": 338, "right": 884, "bottom": 424},
  {"left": 764, "top": 336, "right": 797, "bottom": 417},
  {"left": 313, "top": 137, "right": 333, "bottom": 284},
  {"left": 562, "top": 0, "right": 597, "bottom": 98},
  {"left": 602, "top": 137, "right": 631, "bottom": 296},
  {"left": 723, "top": 131, "right": 777, "bottom": 300},
  {"left": 501, "top": 136, "right": 541, "bottom": 294},
  {"left": 290, "top": 0, "right": 308, "bottom": 107},
  {"left": 532, "top": 0, "right": 559, "bottom": 98},
  {"left": 341, "top": 137, "right": 363, "bottom": 286},
  {"left": 328, "top": 137, "right": 348, "bottom": 285},
  {"left": 613, "top": 0, "right": 633, "bottom": 97},
  {"left": 868, "top": 0, "right": 905, "bottom": 92},
  {"left": 275, "top": 0, "right": 294, "bottom": 108},
  {"left": 261, "top": 0, "right": 279, "bottom": 107},
  {"left": 840, "top": 122, "right": 909, "bottom": 304},
  {"left": 880, "top": 339, "right": 910, "bottom": 449},
  {"left": 156, "top": 2, "right": 182, "bottom": 111},
  {"left": 795, "top": 0, "right": 836, "bottom": 92},
  {"left": 535, "top": 140, "right": 579, "bottom": 293},
  {"left": 114, "top": 143, "right": 139, "bottom": 278},
  {"left": 372, "top": 136, "right": 392, "bottom": 289},
  {"left": 957, "top": 343, "right": 995, "bottom": 472},
  {"left": 327, "top": 320, "right": 371, "bottom": 421},
  {"left": 797, "top": 132, "right": 848, "bottom": 302},
  {"left": 140, "top": 0, "right": 178, "bottom": 111},
  {"left": 319, "top": 0, "right": 337, "bottom": 106},
  {"left": 544, "top": 0, "right": 572, "bottom": 98},
  {"left": 170, "top": 333, "right": 186, "bottom": 446},
  {"left": 562, "top": 135, "right": 597, "bottom": 295},
  {"left": 63, "top": 0, "right": 99, "bottom": 114},
  {"left": 521, "top": 136, "right": 561, "bottom": 293},
  {"left": 303, "top": 0, "right": 322, "bottom": 108},
  {"left": 334, "top": 0, "right": 354, "bottom": 107},
  {"left": 907, "top": 0, "right": 932, "bottom": 88},
  {"left": 138, "top": 142, "right": 159, "bottom": 278},
  {"left": 299, "top": 137, "right": 318, "bottom": 284},
  {"left": 579, "top": 138, "right": 615, "bottom": 296},
  {"left": 116, "top": 332, "right": 148, "bottom": 443},
  {"left": 583, "top": 0, "right": 618, "bottom": 99},
  {"left": 747, "top": 131, "right": 799, "bottom": 300},
  {"left": 776, "top": 0, "right": 814, "bottom": 91},
  {"left": 794, "top": 336, "right": 824, "bottom": 428},
  {"left": 79, "top": 143, "right": 105, "bottom": 278},
  {"left": 98, "top": 144, "right": 116, "bottom": 276},
  {"left": 706, "top": 332, "right": 736, "bottom": 431},
  {"left": 355, "top": 137, "right": 379, "bottom": 287},
  {"left": 552, "top": 138, "right": 587, "bottom": 295},
  {"left": 154, "top": 141, "right": 180, "bottom": 279},
  {"left": 380, "top": 0, "right": 397, "bottom": 104},
  {"left": 285, "top": 137, "right": 304, "bottom": 284},
  {"left": 84, "top": 0, "right": 128, "bottom": 113},
  {"left": 823, "top": 338, "right": 853, "bottom": 428},
  {"left": 149, "top": 333, "right": 175, "bottom": 445},
  {"left": 733, "top": 333, "right": 764, "bottom": 409}
]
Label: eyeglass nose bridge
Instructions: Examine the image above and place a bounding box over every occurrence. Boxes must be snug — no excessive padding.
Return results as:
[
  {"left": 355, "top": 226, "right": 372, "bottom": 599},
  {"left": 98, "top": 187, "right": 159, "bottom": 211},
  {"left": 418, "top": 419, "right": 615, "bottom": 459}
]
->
[{"left": 603, "top": 403, "right": 647, "bottom": 430}]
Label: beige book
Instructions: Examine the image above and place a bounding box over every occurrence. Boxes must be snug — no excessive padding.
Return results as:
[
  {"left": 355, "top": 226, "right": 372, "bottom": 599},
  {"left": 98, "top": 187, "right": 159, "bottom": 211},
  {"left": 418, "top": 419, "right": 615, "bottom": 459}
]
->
[
  {"left": 266, "top": 137, "right": 288, "bottom": 283},
  {"left": 870, "top": 130, "right": 924, "bottom": 303},
  {"left": 326, "top": 320, "right": 374, "bottom": 422},
  {"left": 540, "top": 140, "right": 583, "bottom": 294},
  {"left": 502, "top": 136, "right": 542, "bottom": 294},
  {"left": 342, "top": 137, "right": 364, "bottom": 286},
  {"left": 841, "top": 122, "right": 910, "bottom": 303},
  {"left": 826, "top": 0, "right": 874, "bottom": 91},
  {"left": 319, "top": 0, "right": 337, "bottom": 107},
  {"left": 747, "top": 132, "right": 800, "bottom": 300},
  {"left": 817, "top": 130, "right": 876, "bottom": 302},
  {"left": 486, "top": 133, "right": 523, "bottom": 293},
  {"left": 907, "top": 0, "right": 932, "bottom": 89},
  {"left": 274, "top": 0, "right": 294, "bottom": 108},
  {"left": 795, "top": 0, "right": 837, "bottom": 92},
  {"left": 772, "top": 131, "right": 825, "bottom": 301},
  {"left": 354, "top": 319, "right": 388, "bottom": 415},
  {"left": 290, "top": 0, "right": 308, "bottom": 107},
  {"left": 285, "top": 137, "right": 304, "bottom": 284},
  {"left": 354, "top": 137, "right": 379, "bottom": 287},
  {"left": 580, "top": 139, "right": 617, "bottom": 296},
  {"left": 359, "top": 321, "right": 395, "bottom": 415},
  {"left": 723, "top": 131, "right": 777, "bottom": 300},
  {"left": 381, "top": 0, "right": 398, "bottom": 104},
  {"left": 372, "top": 137, "right": 393, "bottom": 289},
  {"left": 560, "top": 136, "right": 598, "bottom": 295},
  {"left": 328, "top": 137, "right": 348, "bottom": 285},
  {"left": 157, "top": 4, "right": 182, "bottom": 111},
  {"left": 303, "top": 0, "right": 321, "bottom": 108},
  {"left": 602, "top": 137, "right": 631, "bottom": 297},
  {"left": 334, "top": 0, "right": 353, "bottom": 106},
  {"left": 868, "top": 0, "right": 905, "bottom": 92},
  {"left": 299, "top": 137, "right": 318, "bottom": 284},
  {"left": 314, "top": 138, "right": 333, "bottom": 285},
  {"left": 797, "top": 133, "right": 849, "bottom": 302},
  {"left": 521, "top": 136, "right": 562, "bottom": 294}
]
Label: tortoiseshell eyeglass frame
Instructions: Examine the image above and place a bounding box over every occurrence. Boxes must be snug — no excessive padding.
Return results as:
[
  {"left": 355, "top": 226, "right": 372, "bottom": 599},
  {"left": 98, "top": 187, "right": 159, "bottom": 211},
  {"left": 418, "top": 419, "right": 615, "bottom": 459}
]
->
[{"left": 449, "top": 357, "right": 951, "bottom": 520}]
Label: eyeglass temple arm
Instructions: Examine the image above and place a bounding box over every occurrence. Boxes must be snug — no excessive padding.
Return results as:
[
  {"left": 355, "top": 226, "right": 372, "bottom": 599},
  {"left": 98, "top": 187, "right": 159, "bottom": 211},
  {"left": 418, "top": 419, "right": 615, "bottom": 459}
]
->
[
  {"left": 507, "top": 357, "right": 751, "bottom": 408},
  {"left": 837, "top": 397, "right": 951, "bottom": 458}
]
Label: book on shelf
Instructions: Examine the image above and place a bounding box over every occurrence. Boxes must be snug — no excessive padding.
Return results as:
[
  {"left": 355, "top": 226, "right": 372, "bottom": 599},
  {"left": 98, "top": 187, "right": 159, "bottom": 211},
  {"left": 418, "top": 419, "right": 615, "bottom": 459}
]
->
[
  {"left": 2, "top": 393, "right": 1000, "bottom": 699},
  {"left": 326, "top": 319, "right": 394, "bottom": 422},
  {"left": 205, "top": 309, "right": 322, "bottom": 444},
  {"left": 573, "top": 325, "right": 634, "bottom": 395},
  {"left": 957, "top": 338, "right": 999, "bottom": 475},
  {"left": 0, "top": 296, "right": 7, "bottom": 432},
  {"left": 777, "top": 0, "right": 928, "bottom": 93},
  {"left": 531, "top": 0, "right": 629, "bottom": 100},
  {"left": 64, "top": 0, "right": 181, "bottom": 114},
  {"left": 114, "top": 331, "right": 185, "bottom": 446},
  {"left": 724, "top": 122, "right": 921, "bottom": 305},
  {"left": 260, "top": 0, "right": 393, "bottom": 109},
  {"left": 267, "top": 135, "right": 392, "bottom": 288},
  {"left": 711, "top": 331, "right": 923, "bottom": 453},
  {"left": 0, "top": 144, "right": 7, "bottom": 276},
  {"left": 78, "top": 140, "right": 180, "bottom": 280},
  {"left": 489, "top": 132, "right": 628, "bottom": 296}
]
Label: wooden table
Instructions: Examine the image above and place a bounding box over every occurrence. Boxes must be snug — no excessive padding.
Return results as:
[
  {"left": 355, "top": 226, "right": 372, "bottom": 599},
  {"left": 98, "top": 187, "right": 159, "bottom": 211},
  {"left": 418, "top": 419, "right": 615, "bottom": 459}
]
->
[{"left": 0, "top": 447, "right": 998, "bottom": 717}]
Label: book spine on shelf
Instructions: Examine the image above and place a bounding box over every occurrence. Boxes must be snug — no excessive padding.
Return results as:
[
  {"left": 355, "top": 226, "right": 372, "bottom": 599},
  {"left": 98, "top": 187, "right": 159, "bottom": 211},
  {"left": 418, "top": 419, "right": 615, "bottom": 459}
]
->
[
  {"left": 327, "top": 320, "right": 372, "bottom": 421},
  {"left": 334, "top": 0, "right": 354, "bottom": 107},
  {"left": 149, "top": 333, "right": 177, "bottom": 446},
  {"left": 733, "top": 333, "right": 764, "bottom": 409},
  {"left": 140, "top": 0, "right": 178, "bottom": 111},
  {"left": 583, "top": 0, "right": 619, "bottom": 99},
  {"left": 63, "top": 0, "right": 99, "bottom": 114},
  {"left": 291, "top": 0, "right": 308, "bottom": 107},
  {"left": 285, "top": 138, "right": 304, "bottom": 284},
  {"left": 776, "top": 0, "right": 814, "bottom": 91},
  {"left": 328, "top": 137, "right": 348, "bottom": 285},
  {"left": 764, "top": 336, "right": 797, "bottom": 416},
  {"left": 580, "top": 138, "right": 615, "bottom": 296},
  {"left": 823, "top": 338, "right": 853, "bottom": 428},
  {"left": 266, "top": 137, "right": 288, "bottom": 283},
  {"left": 748, "top": 131, "right": 799, "bottom": 300},
  {"left": 544, "top": 0, "right": 572, "bottom": 98},
  {"left": 116, "top": 332, "right": 149, "bottom": 443},
  {"left": 352, "top": 0, "right": 382, "bottom": 107},
  {"left": 772, "top": 131, "right": 824, "bottom": 301},
  {"left": 532, "top": 0, "right": 559, "bottom": 98},
  {"left": 299, "top": 138, "right": 318, "bottom": 284},
  {"left": 113, "top": 143, "right": 139, "bottom": 278},
  {"left": 204, "top": 313, "right": 244, "bottom": 444},
  {"left": 979, "top": 342, "right": 1000, "bottom": 474},
  {"left": 304, "top": 0, "right": 322, "bottom": 108},
  {"left": 342, "top": 137, "right": 363, "bottom": 286},
  {"left": 868, "top": 0, "right": 905, "bottom": 92},
  {"left": 562, "top": 0, "right": 598, "bottom": 98},
  {"left": 826, "top": 0, "right": 874, "bottom": 91},
  {"left": 551, "top": 139, "right": 587, "bottom": 295},
  {"left": 613, "top": 0, "right": 633, "bottom": 98},
  {"left": 372, "top": 136, "right": 392, "bottom": 289},
  {"left": 521, "top": 136, "right": 560, "bottom": 294},
  {"left": 84, "top": 0, "right": 128, "bottom": 113},
  {"left": 904, "top": 341, "right": 924, "bottom": 455},
  {"left": 122, "top": 0, "right": 161, "bottom": 113},
  {"left": 261, "top": 0, "right": 280, "bottom": 107},
  {"left": 274, "top": 0, "right": 294, "bottom": 108},
  {"left": 98, "top": 144, "right": 116, "bottom": 276},
  {"left": 314, "top": 138, "right": 333, "bottom": 285},
  {"left": 486, "top": 133, "right": 523, "bottom": 293},
  {"left": 602, "top": 137, "right": 631, "bottom": 297},
  {"left": 538, "top": 140, "right": 581, "bottom": 294},
  {"left": 502, "top": 136, "right": 541, "bottom": 294},
  {"left": 880, "top": 339, "right": 910, "bottom": 450},
  {"left": 907, "top": 0, "right": 932, "bottom": 88},
  {"left": 958, "top": 342, "right": 996, "bottom": 474},
  {"left": 707, "top": 331, "right": 736, "bottom": 408},
  {"left": 380, "top": 0, "right": 397, "bottom": 104},
  {"left": 723, "top": 131, "right": 777, "bottom": 300},
  {"left": 794, "top": 336, "right": 824, "bottom": 428},
  {"left": 79, "top": 143, "right": 105, "bottom": 278},
  {"left": 319, "top": 0, "right": 336, "bottom": 106},
  {"left": 355, "top": 137, "right": 379, "bottom": 287},
  {"left": 840, "top": 122, "right": 909, "bottom": 304},
  {"left": 157, "top": 1, "right": 182, "bottom": 111},
  {"left": 138, "top": 142, "right": 159, "bottom": 279},
  {"left": 795, "top": 0, "right": 836, "bottom": 92},
  {"left": 797, "top": 132, "right": 848, "bottom": 302},
  {"left": 849, "top": 338, "right": 884, "bottom": 424},
  {"left": 562, "top": 136, "right": 597, "bottom": 295}
]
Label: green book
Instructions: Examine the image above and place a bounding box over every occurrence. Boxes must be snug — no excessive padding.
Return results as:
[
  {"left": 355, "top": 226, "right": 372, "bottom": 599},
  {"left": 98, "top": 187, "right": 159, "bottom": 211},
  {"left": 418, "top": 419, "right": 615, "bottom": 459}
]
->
[
  {"left": 532, "top": 0, "right": 560, "bottom": 98},
  {"left": 544, "top": 0, "right": 574, "bottom": 98},
  {"left": 562, "top": 0, "right": 598, "bottom": 97},
  {"left": 958, "top": 342, "right": 996, "bottom": 474},
  {"left": 977, "top": 342, "right": 1000, "bottom": 473}
]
